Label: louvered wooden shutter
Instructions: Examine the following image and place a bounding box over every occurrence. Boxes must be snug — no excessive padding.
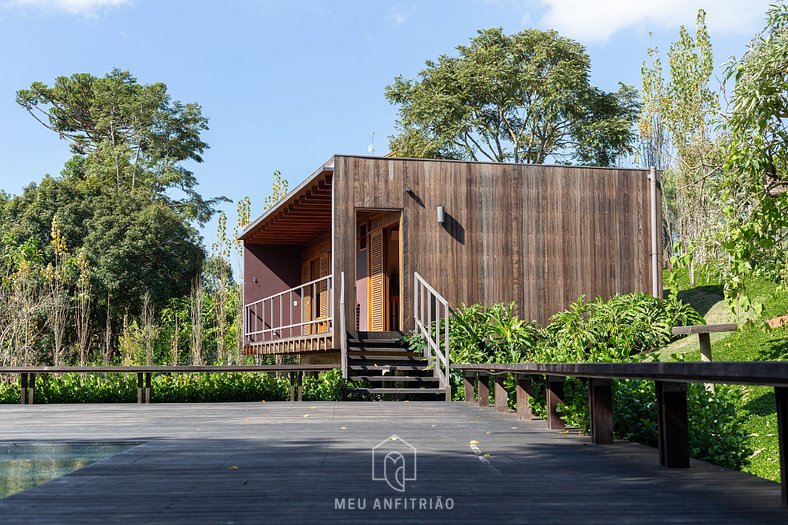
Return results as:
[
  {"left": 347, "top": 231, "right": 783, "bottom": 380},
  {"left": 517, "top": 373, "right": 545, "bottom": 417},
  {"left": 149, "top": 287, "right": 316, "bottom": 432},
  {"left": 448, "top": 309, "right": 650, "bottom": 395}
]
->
[
  {"left": 301, "top": 261, "right": 312, "bottom": 335},
  {"left": 319, "top": 253, "right": 330, "bottom": 320},
  {"left": 368, "top": 229, "right": 385, "bottom": 331}
]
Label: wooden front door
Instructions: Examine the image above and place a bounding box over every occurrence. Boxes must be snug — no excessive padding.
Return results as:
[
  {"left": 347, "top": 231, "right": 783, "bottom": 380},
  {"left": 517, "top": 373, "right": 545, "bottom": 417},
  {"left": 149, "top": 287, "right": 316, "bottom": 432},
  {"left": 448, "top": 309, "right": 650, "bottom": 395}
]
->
[{"left": 356, "top": 211, "right": 401, "bottom": 332}]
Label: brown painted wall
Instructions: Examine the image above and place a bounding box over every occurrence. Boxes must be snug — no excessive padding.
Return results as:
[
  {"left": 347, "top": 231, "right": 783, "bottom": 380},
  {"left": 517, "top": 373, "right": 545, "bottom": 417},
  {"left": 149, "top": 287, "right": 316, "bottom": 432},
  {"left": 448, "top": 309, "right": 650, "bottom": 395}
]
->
[
  {"left": 243, "top": 244, "right": 302, "bottom": 305},
  {"left": 332, "top": 156, "right": 659, "bottom": 330}
]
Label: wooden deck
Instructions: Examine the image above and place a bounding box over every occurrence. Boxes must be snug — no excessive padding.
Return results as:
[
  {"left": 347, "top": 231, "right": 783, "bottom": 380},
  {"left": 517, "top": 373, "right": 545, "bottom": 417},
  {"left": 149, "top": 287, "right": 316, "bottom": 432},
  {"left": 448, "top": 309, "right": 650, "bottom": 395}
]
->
[
  {"left": 243, "top": 332, "right": 335, "bottom": 355},
  {"left": 0, "top": 402, "right": 784, "bottom": 523}
]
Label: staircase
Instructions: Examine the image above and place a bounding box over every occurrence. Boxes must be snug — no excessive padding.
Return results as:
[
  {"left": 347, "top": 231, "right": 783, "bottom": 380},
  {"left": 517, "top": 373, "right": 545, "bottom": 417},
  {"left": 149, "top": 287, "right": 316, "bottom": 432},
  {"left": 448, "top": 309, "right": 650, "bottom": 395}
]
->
[{"left": 346, "top": 332, "right": 450, "bottom": 400}]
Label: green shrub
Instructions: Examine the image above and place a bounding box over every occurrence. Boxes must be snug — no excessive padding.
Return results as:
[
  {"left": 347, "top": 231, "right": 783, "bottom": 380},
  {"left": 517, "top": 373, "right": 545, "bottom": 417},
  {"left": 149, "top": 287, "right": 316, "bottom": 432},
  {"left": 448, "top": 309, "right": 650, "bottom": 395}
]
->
[
  {"left": 405, "top": 302, "right": 543, "bottom": 365},
  {"left": 0, "top": 379, "right": 19, "bottom": 403},
  {"left": 536, "top": 292, "right": 704, "bottom": 362},
  {"left": 611, "top": 380, "right": 751, "bottom": 470},
  {"left": 302, "top": 369, "right": 346, "bottom": 401},
  {"left": 0, "top": 373, "right": 291, "bottom": 404}
]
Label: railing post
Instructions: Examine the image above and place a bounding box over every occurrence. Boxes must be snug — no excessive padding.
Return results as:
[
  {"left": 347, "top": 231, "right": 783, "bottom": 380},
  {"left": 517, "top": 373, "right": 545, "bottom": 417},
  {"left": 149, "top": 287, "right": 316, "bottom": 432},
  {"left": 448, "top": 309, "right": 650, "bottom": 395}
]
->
[
  {"left": 19, "top": 373, "right": 27, "bottom": 405},
  {"left": 28, "top": 374, "right": 35, "bottom": 405},
  {"left": 656, "top": 381, "right": 689, "bottom": 468},
  {"left": 463, "top": 372, "right": 475, "bottom": 402},
  {"left": 340, "top": 272, "right": 347, "bottom": 379},
  {"left": 243, "top": 304, "right": 247, "bottom": 346},
  {"left": 137, "top": 372, "right": 144, "bottom": 404},
  {"left": 444, "top": 302, "right": 450, "bottom": 391},
  {"left": 478, "top": 373, "right": 490, "bottom": 407},
  {"left": 589, "top": 378, "right": 614, "bottom": 445},
  {"left": 516, "top": 375, "right": 533, "bottom": 421},
  {"left": 774, "top": 386, "right": 787, "bottom": 506},
  {"left": 546, "top": 376, "right": 566, "bottom": 430},
  {"left": 413, "top": 275, "right": 418, "bottom": 329},
  {"left": 145, "top": 372, "right": 152, "bottom": 404},
  {"left": 435, "top": 301, "right": 440, "bottom": 365},
  {"left": 494, "top": 374, "right": 508, "bottom": 412}
]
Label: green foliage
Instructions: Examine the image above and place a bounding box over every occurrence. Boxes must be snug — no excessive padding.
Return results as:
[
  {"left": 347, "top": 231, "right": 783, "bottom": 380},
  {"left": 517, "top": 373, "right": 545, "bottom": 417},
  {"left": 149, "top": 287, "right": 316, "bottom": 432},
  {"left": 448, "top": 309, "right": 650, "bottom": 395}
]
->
[
  {"left": 404, "top": 302, "right": 543, "bottom": 365},
  {"left": 16, "top": 69, "right": 218, "bottom": 223},
  {"left": 302, "top": 369, "right": 349, "bottom": 401},
  {"left": 721, "top": 3, "right": 788, "bottom": 308},
  {"left": 263, "top": 170, "right": 289, "bottom": 211},
  {"left": 612, "top": 380, "right": 751, "bottom": 470},
  {"left": 0, "top": 373, "right": 289, "bottom": 404},
  {"left": 637, "top": 10, "right": 723, "bottom": 283},
  {"left": 537, "top": 292, "right": 704, "bottom": 362},
  {"left": 408, "top": 293, "right": 702, "bottom": 367},
  {"left": 386, "top": 27, "right": 638, "bottom": 165}
]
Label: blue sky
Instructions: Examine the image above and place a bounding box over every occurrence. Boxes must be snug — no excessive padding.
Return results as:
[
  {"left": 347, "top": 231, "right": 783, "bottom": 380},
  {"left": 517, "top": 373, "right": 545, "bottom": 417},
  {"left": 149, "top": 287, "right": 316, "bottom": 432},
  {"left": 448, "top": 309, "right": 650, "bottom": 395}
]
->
[{"left": 0, "top": 0, "right": 773, "bottom": 251}]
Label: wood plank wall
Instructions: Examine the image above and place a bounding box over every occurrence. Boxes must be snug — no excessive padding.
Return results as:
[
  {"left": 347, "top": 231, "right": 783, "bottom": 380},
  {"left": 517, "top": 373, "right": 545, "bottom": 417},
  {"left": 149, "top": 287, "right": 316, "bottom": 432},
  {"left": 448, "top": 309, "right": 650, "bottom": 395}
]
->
[{"left": 332, "top": 156, "right": 658, "bottom": 329}]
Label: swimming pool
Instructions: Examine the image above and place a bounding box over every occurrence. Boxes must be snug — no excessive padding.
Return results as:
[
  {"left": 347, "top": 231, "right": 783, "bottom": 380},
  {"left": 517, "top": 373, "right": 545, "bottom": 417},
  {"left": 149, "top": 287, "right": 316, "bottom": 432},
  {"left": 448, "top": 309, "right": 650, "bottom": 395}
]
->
[{"left": 0, "top": 442, "right": 139, "bottom": 499}]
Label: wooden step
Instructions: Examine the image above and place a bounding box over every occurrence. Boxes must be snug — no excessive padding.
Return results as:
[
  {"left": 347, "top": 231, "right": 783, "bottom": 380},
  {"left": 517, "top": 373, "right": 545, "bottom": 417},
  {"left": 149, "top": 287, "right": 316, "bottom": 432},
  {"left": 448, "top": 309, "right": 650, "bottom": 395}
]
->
[
  {"left": 347, "top": 349, "right": 421, "bottom": 357},
  {"left": 350, "top": 375, "right": 440, "bottom": 383},
  {"left": 346, "top": 387, "right": 448, "bottom": 395},
  {"left": 348, "top": 355, "right": 425, "bottom": 363},
  {"left": 355, "top": 331, "right": 405, "bottom": 340},
  {"left": 347, "top": 363, "right": 426, "bottom": 372},
  {"left": 347, "top": 340, "right": 405, "bottom": 348}
]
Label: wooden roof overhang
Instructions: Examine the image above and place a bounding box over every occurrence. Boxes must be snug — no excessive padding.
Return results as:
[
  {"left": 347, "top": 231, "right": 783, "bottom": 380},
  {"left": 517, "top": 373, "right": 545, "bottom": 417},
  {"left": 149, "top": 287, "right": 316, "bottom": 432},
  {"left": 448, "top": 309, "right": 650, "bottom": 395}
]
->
[{"left": 239, "top": 166, "right": 333, "bottom": 245}]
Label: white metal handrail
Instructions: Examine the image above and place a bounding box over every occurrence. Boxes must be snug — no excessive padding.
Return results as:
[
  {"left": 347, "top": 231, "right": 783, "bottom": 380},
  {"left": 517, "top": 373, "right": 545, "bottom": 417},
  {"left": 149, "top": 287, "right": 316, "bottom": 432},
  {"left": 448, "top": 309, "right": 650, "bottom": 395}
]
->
[
  {"left": 339, "top": 272, "right": 348, "bottom": 379},
  {"left": 244, "top": 275, "right": 333, "bottom": 345},
  {"left": 414, "top": 272, "right": 450, "bottom": 390}
]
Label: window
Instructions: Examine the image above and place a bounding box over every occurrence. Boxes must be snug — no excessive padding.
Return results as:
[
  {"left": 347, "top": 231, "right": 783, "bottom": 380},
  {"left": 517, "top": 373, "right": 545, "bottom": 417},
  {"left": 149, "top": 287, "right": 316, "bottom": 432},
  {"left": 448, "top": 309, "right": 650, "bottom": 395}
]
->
[{"left": 358, "top": 223, "right": 368, "bottom": 251}]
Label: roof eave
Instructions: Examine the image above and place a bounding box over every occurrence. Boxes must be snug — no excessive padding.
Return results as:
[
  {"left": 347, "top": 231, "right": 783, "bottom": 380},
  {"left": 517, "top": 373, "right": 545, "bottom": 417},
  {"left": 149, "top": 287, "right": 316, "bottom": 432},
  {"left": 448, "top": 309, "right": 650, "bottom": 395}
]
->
[{"left": 238, "top": 161, "right": 334, "bottom": 241}]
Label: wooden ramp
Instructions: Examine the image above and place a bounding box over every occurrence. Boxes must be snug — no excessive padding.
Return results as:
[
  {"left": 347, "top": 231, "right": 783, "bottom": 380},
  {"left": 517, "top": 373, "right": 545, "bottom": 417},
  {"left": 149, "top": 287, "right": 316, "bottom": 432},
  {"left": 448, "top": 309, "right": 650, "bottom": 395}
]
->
[{"left": 0, "top": 402, "right": 784, "bottom": 524}]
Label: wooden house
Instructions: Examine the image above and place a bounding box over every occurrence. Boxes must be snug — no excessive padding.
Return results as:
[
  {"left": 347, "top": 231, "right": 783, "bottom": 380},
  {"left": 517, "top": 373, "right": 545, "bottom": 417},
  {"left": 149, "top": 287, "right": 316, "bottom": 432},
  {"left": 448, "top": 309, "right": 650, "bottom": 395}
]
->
[{"left": 239, "top": 155, "right": 661, "bottom": 391}]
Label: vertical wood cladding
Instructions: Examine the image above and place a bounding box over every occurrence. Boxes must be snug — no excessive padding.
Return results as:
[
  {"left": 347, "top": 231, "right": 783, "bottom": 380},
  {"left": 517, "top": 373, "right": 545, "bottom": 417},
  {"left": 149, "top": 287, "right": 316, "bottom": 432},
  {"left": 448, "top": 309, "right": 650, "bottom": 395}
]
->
[{"left": 332, "top": 156, "right": 658, "bottom": 328}]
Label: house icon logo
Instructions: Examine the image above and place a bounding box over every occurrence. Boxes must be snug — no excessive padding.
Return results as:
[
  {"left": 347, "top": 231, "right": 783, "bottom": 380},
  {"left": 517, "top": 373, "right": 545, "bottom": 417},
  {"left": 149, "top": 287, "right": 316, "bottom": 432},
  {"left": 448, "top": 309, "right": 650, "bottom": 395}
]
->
[{"left": 371, "top": 435, "right": 417, "bottom": 492}]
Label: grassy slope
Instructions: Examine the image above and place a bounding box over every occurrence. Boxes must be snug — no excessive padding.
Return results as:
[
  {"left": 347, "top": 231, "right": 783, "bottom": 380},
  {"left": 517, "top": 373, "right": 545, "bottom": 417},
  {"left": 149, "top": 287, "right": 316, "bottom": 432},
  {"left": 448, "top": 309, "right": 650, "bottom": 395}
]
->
[{"left": 663, "top": 272, "right": 788, "bottom": 482}]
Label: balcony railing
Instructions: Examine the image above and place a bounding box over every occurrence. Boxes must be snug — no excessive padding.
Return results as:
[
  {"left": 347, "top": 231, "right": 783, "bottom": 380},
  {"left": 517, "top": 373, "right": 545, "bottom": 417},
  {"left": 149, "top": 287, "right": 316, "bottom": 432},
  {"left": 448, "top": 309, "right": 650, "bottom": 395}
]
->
[{"left": 244, "top": 275, "right": 333, "bottom": 346}]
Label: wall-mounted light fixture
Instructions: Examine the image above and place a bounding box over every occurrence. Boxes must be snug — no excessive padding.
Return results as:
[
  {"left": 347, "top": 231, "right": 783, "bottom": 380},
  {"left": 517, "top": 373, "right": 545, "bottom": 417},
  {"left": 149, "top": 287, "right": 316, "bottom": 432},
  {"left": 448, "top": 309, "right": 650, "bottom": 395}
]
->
[
  {"left": 437, "top": 206, "right": 446, "bottom": 224},
  {"left": 404, "top": 185, "right": 414, "bottom": 195}
]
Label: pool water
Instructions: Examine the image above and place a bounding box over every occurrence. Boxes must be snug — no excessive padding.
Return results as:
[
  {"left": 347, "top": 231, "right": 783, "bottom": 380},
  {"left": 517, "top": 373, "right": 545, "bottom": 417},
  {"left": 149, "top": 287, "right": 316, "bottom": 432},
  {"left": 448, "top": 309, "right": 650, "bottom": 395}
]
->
[{"left": 0, "top": 442, "right": 138, "bottom": 499}]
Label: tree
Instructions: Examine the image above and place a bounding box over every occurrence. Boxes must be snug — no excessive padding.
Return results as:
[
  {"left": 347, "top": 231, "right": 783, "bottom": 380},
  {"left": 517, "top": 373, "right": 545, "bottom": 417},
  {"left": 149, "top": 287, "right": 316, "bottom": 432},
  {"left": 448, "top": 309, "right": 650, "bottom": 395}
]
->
[
  {"left": 264, "top": 170, "right": 288, "bottom": 210},
  {"left": 721, "top": 3, "right": 788, "bottom": 307},
  {"left": 636, "top": 11, "right": 722, "bottom": 283},
  {"left": 45, "top": 215, "right": 69, "bottom": 365},
  {"left": 385, "top": 27, "right": 638, "bottom": 165},
  {"left": 16, "top": 69, "right": 220, "bottom": 224},
  {"left": 4, "top": 70, "right": 221, "bottom": 354}
]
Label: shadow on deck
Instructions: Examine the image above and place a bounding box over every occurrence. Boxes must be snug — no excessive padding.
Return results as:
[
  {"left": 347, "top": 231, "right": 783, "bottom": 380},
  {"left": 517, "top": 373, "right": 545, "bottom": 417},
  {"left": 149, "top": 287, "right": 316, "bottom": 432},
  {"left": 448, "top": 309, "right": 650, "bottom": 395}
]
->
[{"left": 0, "top": 402, "right": 783, "bottom": 524}]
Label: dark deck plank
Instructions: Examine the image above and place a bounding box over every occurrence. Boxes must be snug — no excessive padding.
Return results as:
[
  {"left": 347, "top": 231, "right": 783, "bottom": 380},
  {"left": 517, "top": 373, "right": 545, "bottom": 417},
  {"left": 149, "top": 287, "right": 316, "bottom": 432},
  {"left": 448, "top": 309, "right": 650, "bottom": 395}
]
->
[{"left": 0, "top": 402, "right": 783, "bottom": 524}]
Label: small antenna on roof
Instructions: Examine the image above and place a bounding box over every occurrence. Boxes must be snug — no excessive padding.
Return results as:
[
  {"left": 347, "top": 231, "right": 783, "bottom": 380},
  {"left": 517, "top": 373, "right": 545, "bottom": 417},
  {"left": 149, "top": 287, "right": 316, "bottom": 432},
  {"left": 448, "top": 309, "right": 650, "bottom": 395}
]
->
[{"left": 367, "top": 131, "right": 375, "bottom": 156}]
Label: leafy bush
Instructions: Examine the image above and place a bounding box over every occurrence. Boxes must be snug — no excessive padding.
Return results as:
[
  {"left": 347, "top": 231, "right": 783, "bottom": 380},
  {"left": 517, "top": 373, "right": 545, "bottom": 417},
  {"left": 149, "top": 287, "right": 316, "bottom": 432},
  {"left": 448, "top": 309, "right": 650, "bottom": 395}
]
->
[
  {"left": 0, "top": 379, "right": 18, "bottom": 403},
  {"left": 536, "top": 292, "right": 704, "bottom": 362},
  {"left": 405, "top": 302, "right": 543, "bottom": 365},
  {"left": 406, "top": 292, "right": 703, "bottom": 366},
  {"left": 0, "top": 373, "right": 291, "bottom": 403},
  {"left": 302, "top": 369, "right": 347, "bottom": 401},
  {"left": 612, "top": 380, "right": 751, "bottom": 470}
]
